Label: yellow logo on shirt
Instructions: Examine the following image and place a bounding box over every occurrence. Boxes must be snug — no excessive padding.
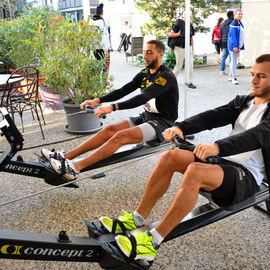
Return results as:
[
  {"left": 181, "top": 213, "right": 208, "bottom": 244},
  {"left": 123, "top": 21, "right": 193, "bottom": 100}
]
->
[
  {"left": 141, "top": 78, "right": 152, "bottom": 89},
  {"left": 155, "top": 76, "right": 167, "bottom": 86}
]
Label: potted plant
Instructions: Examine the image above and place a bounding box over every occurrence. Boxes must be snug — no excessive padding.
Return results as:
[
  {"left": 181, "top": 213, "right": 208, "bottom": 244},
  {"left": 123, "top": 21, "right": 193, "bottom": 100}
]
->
[
  {"left": 40, "top": 17, "right": 113, "bottom": 133},
  {"left": 0, "top": 8, "right": 60, "bottom": 101},
  {"left": 0, "top": 8, "right": 56, "bottom": 70}
]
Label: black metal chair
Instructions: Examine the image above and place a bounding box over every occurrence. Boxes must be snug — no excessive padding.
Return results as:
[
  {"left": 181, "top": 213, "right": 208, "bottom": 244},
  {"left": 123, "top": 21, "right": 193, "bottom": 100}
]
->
[
  {"left": 125, "top": 37, "right": 144, "bottom": 62},
  {"left": 2, "top": 66, "right": 46, "bottom": 139},
  {"left": 28, "top": 57, "right": 41, "bottom": 68},
  {"left": 0, "top": 56, "right": 8, "bottom": 74}
]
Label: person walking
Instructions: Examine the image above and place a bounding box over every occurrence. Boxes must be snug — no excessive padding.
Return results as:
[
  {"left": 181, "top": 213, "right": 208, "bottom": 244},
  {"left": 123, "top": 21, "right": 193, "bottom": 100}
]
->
[
  {"left": 220, "top": 11, "right": 234, "bottom": 75},
  {"left": 168, "top": 12, "right": 196, "bottom": 89},
  {"left": 118, "top": 21, "right": 129, "bottom": 52},
  {"left": 228, "top": 9, "right": 244, "bottom": 85},
  {"left": 212, "top": 17, "right": 224, "bottom": 65},
  {"left": 92, "top": 3, "right": 110, "bottom": 73}
]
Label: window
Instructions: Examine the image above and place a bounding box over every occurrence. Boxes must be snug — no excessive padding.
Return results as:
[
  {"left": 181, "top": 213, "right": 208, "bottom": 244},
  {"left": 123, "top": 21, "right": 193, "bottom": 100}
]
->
[{"left": 90, "top": 0, "right": 99, "bottom": 6}]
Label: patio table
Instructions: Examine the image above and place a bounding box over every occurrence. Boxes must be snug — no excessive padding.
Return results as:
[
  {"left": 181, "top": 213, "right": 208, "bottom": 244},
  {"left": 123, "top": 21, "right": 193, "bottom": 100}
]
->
[{"left": 0, "top": 74, "right": 24, "bottom": 88}]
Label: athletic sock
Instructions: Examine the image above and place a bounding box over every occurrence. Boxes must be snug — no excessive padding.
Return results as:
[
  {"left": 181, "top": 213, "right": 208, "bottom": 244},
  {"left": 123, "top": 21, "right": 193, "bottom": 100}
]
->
[
  {"left": 133, "top": 211, "right": 145, "bottom": 227},
  {"left": 149, "top": 228, "right": 164, "bottom": 246}
]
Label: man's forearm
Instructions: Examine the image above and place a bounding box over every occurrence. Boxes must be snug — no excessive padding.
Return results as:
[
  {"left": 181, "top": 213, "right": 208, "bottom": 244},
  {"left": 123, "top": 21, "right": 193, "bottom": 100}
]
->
[{"left": 99, "top": 81, "right": 137, "bottom": 103}]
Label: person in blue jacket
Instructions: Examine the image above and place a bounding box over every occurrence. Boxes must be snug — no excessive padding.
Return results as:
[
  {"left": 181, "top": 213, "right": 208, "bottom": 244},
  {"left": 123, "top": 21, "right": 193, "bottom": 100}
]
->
[{"left": 227, "top": 9, "right": 244, "bottom": 85}]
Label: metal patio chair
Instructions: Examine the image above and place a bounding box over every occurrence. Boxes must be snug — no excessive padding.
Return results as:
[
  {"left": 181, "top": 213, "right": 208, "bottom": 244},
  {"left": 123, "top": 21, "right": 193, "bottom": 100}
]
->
[{"left": 2, "top": 66, "right": 46, "bottom": 139}]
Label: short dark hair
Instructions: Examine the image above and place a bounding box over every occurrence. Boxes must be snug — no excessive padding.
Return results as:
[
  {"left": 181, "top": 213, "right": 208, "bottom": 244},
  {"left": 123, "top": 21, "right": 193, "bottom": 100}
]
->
[
  {"left": 96, "top": 3, "right": 104, "bottom": 15},
  {"left": 146, "top": 40, "right": 165, "bottom": 53},
  {"left": 256, "top": 54, "right": 270, "bottom": 64},
  {"left": 227, "top": 11, "right": 234, "bottom": 19}
]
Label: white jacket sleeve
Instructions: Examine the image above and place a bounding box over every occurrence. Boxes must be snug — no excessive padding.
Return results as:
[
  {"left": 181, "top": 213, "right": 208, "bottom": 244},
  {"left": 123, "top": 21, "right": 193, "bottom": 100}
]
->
[
  {"left": 92, "top": 19, "right": 110, "bottom": 50},
  {"left": 101, "top": 22, "right": 110, "bottom": 50}
]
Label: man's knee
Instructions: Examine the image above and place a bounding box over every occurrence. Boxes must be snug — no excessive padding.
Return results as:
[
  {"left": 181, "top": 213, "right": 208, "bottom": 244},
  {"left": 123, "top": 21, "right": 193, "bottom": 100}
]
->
[
  {"left": 159, "top": 149, "right": 183, "bottom": 168},
  {"left": 183, "top": 162, "right": 208, "bottom": 186},
  {"left": 102, "top": 124, "right": 119, "bottom": 137},
  {"left": 110, "top": 129, "right": 130, "bottom": 145}
]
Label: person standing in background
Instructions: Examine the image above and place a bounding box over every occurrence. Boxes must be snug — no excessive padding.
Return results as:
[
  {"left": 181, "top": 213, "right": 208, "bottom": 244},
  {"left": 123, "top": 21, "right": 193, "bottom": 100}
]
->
[
  {"left": 168, "top": 12, "right": 196, "bottom": 89},
  {"left": 220, "top": 11, "right": 234, "bottom": 75},
  {"left": 118, "top": 21, "right": 129, "bottom": 52},
  {"left": 127, "top": 24, "right": 133, "bottom": 49},
  {"left": 212, "top": 17, "right": 224, "bottom": 65},
  {"left": 92, "top": 3, "right": 110, "bottom": 73},
  {"left": 227, "top": 9, "right": 244, "bottom": 85}
]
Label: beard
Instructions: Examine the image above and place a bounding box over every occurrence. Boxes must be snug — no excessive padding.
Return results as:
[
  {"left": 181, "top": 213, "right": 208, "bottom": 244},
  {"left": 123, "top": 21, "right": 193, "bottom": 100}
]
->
[{"left": 146, "top": 56, "right": 159, "bottom": 69}]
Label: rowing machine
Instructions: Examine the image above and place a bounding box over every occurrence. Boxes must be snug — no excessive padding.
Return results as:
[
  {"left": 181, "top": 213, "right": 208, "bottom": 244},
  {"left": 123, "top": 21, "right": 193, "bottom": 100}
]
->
[
  {"left": 0, "top": 107, "right": 171, "bottom": 188},
  {"left": 0, "top": 133, "right": 269, "bottom": 269}
]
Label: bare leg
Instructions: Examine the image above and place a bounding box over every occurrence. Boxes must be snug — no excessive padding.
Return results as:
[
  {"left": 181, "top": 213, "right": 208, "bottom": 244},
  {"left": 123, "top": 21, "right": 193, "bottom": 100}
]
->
[
  {"left": 74, "top": 126, "right": 143, "bottom": 171},
  {"left": 65, "top": 120, "right": 130, "bottom": 160},
  {"left": 136, "top": 149, "right": 195, "bottom": 220},
  {"left": 155, "top": 162, "right": 224, "bottom": 238}
]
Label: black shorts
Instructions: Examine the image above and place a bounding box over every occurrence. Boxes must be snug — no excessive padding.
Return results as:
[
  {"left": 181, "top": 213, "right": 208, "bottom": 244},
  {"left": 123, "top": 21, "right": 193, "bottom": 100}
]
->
[
  {"left": 210, "top": 159, "right": 260, "bottom": 207},
  {"left": 214, "top": 40, "right": 222, "bottom": 55},
  {"left": 130, "top": 112, "right": 174, "bottom": 142}
]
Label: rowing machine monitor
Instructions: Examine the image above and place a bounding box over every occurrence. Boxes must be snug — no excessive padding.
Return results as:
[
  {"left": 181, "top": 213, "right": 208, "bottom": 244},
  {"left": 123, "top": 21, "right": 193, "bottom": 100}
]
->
[{"left": 0, "top": 107, "right": 24, "bottom": 152}]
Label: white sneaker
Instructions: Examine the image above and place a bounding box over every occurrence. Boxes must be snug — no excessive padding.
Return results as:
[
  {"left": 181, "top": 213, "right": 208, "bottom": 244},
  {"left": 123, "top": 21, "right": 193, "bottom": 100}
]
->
[
  {"left": 220, "top": 71, "right": 226, "bottom": 75},
  {"left": 50, "top": 158, "right": 79, "bottom": 181},
  {"left": 228, "top": 76, "right": 232, "bottom": 82},
  {"left": 41, "top": 148, "right": 66, "bottom": 161},
  {"left": 232, "top": 78, "right": 239, "bottom": 85}
]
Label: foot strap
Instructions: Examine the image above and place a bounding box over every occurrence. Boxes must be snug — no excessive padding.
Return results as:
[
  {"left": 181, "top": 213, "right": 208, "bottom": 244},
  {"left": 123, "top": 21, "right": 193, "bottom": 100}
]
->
[
  {"left": 60, "top": 158, "right": 66, "bottom": 176},
  {"left": 123, "top": 231, "right": 137, "bottom": 261},
  {"left": 111, "top": 218, "right": 128, "bottom": 234}
]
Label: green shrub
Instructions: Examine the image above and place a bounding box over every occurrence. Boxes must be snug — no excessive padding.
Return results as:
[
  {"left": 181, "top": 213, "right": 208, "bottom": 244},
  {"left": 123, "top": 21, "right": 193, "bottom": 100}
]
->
[{"left": 40, "top": 17, "right": 113, "bottom": 104}]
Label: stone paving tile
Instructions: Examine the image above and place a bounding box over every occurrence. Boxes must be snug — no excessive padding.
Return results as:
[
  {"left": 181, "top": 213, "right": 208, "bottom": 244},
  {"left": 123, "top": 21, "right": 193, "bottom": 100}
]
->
[{"left": 0, "top": 52, "right": 269, "bottom": 270}]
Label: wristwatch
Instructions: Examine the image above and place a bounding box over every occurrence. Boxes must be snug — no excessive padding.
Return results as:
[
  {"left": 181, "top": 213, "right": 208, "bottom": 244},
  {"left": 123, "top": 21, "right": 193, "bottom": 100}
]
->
[{"left": 111, "top": 104, "right": 117, "bottom": 111}]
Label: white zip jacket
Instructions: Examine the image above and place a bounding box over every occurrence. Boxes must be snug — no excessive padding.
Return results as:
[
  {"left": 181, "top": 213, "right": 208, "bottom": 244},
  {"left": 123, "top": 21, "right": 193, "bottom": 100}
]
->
[{"left": 91, "top": 16, "right": 110, "bottom": 51}]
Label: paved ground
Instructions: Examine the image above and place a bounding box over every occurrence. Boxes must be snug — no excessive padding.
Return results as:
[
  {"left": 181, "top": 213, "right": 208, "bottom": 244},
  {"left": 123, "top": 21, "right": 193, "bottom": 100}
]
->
[{"left": 0, "top": 51, "right": 269, "bottom": 270}]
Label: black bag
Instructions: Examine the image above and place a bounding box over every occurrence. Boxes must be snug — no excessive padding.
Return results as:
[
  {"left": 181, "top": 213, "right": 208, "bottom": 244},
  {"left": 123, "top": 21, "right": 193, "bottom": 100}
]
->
[{"left": 167, "top": 37, "right": 176, "bottom": 49}]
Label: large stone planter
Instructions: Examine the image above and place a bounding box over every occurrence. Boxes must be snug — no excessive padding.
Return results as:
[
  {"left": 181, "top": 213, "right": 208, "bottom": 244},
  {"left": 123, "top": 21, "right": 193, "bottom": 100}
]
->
[
  {"left": 39, "top": 87, "right": 68, "bottom": 111},
  {"left": 62, "top": 98, "right": 103, "bottom": 134}
]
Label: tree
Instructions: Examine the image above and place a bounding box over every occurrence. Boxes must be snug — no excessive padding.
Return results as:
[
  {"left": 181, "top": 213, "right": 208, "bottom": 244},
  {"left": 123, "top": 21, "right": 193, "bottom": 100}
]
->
[
  {"left": 0, "top": 0, "right": 33, "bottom": 19},
  {"left": 136, "top": 0, "right": 240, "bottom": 38}
]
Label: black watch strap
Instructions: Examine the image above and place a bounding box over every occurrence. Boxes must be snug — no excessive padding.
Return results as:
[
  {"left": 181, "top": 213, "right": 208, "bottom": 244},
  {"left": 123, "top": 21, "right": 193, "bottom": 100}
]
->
[{"left": 112, "top": 104, "right": 117, "bottom": 111}]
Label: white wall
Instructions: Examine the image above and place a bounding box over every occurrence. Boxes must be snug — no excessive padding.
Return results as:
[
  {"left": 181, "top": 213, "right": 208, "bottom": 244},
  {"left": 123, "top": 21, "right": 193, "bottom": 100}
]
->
[
  {"left": 193, "top": 13, "right": 226, "bottom": 55},
  {"left": 240, "top": 0, "right": 270, "bottom": 67}
]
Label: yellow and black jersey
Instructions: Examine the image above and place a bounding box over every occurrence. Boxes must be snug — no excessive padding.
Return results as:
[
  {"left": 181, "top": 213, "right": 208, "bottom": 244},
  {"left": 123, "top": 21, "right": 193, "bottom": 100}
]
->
[{"left": 99, "top": 65, "right": 179, "bottom": 122}]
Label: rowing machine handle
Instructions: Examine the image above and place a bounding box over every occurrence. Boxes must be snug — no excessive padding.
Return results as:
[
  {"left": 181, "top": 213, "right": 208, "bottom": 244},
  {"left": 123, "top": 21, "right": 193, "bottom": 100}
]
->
[
  {"left": 85, "top": 105, "right": 106, "bottom": 119},
  {"left": 171, "top": 135, "right": 220, "bottom": 164}
]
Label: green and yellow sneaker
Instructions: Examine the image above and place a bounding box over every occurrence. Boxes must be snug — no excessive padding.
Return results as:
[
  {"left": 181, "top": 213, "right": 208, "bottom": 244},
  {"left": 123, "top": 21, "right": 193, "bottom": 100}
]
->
[
  {"left": 99, "top": 210, "right": 138, "bottom": 234},
  {"left": 115, "top": 231, "right": 158, "bottom": 261}
]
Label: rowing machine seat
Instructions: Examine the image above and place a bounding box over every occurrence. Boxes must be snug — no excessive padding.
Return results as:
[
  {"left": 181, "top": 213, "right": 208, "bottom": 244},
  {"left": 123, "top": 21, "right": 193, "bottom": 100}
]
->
[
  {"left": 145, "top": 139, "right": 160, "bottom": 147},
  {"left": 199, "top": 181, "right": 269, "bottom": 211}
]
